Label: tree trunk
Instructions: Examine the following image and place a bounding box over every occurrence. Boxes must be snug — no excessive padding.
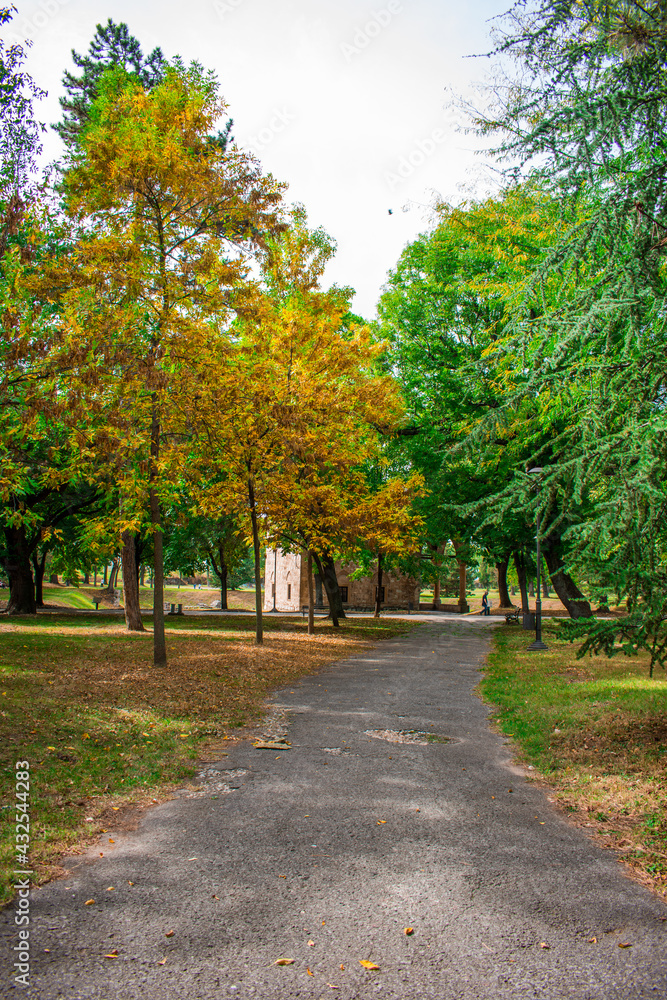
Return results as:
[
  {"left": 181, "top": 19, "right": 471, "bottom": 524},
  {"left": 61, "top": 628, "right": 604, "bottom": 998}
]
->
[
  {"left": 150, "top": 401, "right": 167, "bottom": 666},
  {"left": 121, "top": 529, "right": 144, "bottom": 632},
  {"left": 83, "top": 571, "right": 90, "bottom": 585},
  {"left": 374, "top": 551, "right": 384, "bottom": 618},
  {"left": 49, "top": 572, "right": 59, "bottom": 585},
  {"left": 432, "top": 575, "right": 441, "bottom": 610},
  {"left": 3, "top": 526, "right": 36, "bottom": 614},
  {"left": 496, "top": 556, "right": 511, "bottom": 607},
  {"left": 452, "top": 537, "right": 469, "bottom": 613},
  {"left": 513, "top": 550, "right": 529, "bottom": 612},
  {"left": 31, "top": 550, "right": 47, "bottom": 608},
  {"left": 542, "top": 572, "right": 550, "bottom": 598},
  {"left": 528, "top": 576, "right": 535, "bottom": 597},
  {"left": 139, "top": 564, "right": 145, "bottom": 587},
  {"left": 218, "top": 545, "right": 228, "bottom": 611},
  {"left": 207, "top": 544, "right": 229, "bottom": 610},
  {"left": 306, "top": 550, "right": 314, "bottom": 635},
  {"left": 542, "top": 537, "right": 592, "bottom": 619},
  {"left": 102, "top": 558, "right": 120, "bottom": 594},
  {"left": 314, "top": 573, "right": 324, "bottom": 608},
  {"left": 313, "top": 551, "right": 343, "bottom": 626},
  {"left": 248, "top": 477, "right": 263, "bottom": 645},
  {"left": 102, "top": 563, "right": 108, "bottom": 586}
]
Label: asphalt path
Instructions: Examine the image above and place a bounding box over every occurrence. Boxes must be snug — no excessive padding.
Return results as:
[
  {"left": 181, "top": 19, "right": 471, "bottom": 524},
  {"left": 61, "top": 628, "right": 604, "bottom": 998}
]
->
[{"left": 3, "top": 619, "right": 666, "bottom": 999}]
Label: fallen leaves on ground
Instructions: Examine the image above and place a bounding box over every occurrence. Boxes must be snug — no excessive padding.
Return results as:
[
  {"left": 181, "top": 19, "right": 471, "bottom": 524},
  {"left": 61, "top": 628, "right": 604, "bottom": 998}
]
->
[
  {"left": 359, "top": 960, "right": 380, "bottom": 970},
  {"left": 404, "top": 927, "right": 414, "bottom": 935},
  {"left": 273, "top": 958, "right": 294, "bottom": 966}
]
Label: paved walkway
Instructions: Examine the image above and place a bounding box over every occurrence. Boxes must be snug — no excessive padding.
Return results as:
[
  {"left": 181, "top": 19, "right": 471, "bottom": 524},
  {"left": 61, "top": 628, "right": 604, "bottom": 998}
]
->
[{"left": 4, "top": 621, "right": 666, "bottom": 998}]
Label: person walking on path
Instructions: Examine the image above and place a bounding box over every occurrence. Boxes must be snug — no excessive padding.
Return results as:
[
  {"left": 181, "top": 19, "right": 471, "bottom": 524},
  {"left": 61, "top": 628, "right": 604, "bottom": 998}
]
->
[{"left": 481, "top": 589, "right": 491, "bottom": 615}]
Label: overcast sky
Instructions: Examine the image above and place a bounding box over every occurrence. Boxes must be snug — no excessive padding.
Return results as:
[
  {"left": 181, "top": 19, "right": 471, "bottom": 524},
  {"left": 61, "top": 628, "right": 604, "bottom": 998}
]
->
[{"left": 11, "top": 0, "right": 506, "bottom": 317}]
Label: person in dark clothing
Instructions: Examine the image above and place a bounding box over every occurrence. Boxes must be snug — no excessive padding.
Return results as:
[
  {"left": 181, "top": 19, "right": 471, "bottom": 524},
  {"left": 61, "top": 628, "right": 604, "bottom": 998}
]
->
[{"left": 481, "top": 590, "right": 490, "bottom": 616}]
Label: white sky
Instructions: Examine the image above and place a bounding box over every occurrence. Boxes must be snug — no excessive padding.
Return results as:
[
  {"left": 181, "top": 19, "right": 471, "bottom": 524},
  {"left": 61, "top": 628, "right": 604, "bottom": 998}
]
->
[{"left": 12, "top": 0, "right": 506, "bottom": 317}]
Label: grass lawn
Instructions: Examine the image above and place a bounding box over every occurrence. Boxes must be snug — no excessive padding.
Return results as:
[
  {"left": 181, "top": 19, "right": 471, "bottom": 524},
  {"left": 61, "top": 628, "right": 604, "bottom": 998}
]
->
[
  {"left": 482, "top": 624, "right": 667, "bottom": 899},
  {"left": 0, "top": 613, "right": 418, "bottom": 906},
  {"left": 0, "top": 584, "right": 257, "bottom": 612}
]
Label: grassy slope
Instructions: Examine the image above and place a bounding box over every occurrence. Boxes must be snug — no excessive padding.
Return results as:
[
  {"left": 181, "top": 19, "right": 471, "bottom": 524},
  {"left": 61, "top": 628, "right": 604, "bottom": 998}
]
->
[{"left": 481, "top": 624, "right": 667, "bottom": 899}]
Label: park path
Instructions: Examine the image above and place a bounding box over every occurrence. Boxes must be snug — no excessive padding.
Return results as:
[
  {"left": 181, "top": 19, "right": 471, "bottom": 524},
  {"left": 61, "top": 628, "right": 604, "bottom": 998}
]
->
[{"left": 3, "top": 620, "right": 666, "bottom": 999}]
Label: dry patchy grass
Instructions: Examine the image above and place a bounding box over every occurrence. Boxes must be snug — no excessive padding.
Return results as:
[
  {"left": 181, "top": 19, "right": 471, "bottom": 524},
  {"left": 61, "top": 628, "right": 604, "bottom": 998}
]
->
[
  {"left": 0, "top": 612, "right": 416, "bottom": 905},
  {"left": 482, "top": 625, "right": 667, "bottom": 899}
]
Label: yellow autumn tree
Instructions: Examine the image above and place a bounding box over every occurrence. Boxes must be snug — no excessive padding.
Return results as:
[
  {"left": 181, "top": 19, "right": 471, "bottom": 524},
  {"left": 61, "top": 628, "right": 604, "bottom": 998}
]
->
[
  {"left": 57, "top": 62, "right": 286, "bottom": 663},
  {"left": 182, "top": 208, "right": 422, "bottom": 640}
]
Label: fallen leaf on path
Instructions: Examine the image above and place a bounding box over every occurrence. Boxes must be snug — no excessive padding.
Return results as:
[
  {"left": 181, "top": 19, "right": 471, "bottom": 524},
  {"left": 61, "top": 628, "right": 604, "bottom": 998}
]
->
[
  {"left": 359, "top": 960, "right": 380, "bottom": 970},
  {"left": 273, "top": 958, "right": 294, "bottom": 965},
  {"left": 377, "top": 820, "right": 386, "bottom": 825},
  {"left": 340, "top": 964, "right": 345, "bottom": 970},
  {"left": 165, "top": 930, "right": 174, "bottom": 938},
  {"left": 308, "top": 940, "right": 315, "bottom": 946},
  {"left": 84, "top": 899, "right": 95, "bottom": 905},
  {"left": 157, "top": 958, "right": 167, "bottom": 966},
  {"left": 618, "top": 942, "right": 632, "bottom": 948},
  {"left": 539, "top": 942, "right": 550, "bottom": 949},
  {"left": 103, "top": 950, "right": 118, "bottom": 958},
  {"left": 588, "top": 937, "right": 597, "bottom": 944},
  {"left": 404, "top": 927, "right": 414, "bottom": 935},
  {"left": 107, "top": 887, "right": 115, "bottom": 891},
  {"left": 128, "top": 881, "right": 134, "bottom": 886},
  {"left": 327, "top": 985, "right": 340, "bottom": 989},
  {"left": 254, "top": 741, "right": 291, "bottom": 750},
  {"left": 307, "top": 968, "right": 314, "bottom": 976}
]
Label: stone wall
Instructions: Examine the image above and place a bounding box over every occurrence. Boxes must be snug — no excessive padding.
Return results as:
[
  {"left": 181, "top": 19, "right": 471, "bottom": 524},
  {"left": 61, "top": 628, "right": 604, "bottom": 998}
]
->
[{"left": 264, "top": 549, "right": 420, "bottom": 612}]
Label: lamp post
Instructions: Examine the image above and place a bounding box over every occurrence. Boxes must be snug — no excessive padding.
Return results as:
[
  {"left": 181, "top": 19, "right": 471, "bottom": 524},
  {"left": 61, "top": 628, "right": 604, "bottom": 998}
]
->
[
  {"left": 527, "top": 467, "right": 548, "bottom": 652},
  {"left": 272, "top": 547, "right": 277, "bottom": 613}
]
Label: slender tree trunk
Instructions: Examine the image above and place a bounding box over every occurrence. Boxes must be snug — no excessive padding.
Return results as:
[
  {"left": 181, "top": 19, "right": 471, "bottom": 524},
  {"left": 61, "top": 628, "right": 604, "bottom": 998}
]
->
[
  {"left": 513, "top": 551, "right": 529, "bottom": 612},
  {"left": 247, "top": 477, "right": 263, "bottom": 645},
  {"left": 218, "top": 544, "right": 228, "bottom": 611},
  {"left": 314, "top": 573, "right": 324, "bottom": 608},
  {"left": 150, "top": 403, "right": 167, "bottom": 666},
  {"left": 31, "top": 550, "right": 47, "bottom": 609},
  {"left": 102, "top": 563, "right": 108, "bottom": 586},
  {"left": 307, "top": 550, "right": 314, "bottom": 635},
  {"left": 139, "top": 564, "right": 145, "bottom": 587},
  {"left": 121, "top": 529, "right": 144, "bottom": 632},
  {"left": 542, "top": 572, "right": 549, "bottom": 598},
  {"left": 3, "top": 526, "right": 36, "bottom": 615},
  {"left": 102, "top": 558, "right": 120, "bottom": 594},
  {"left": 496, "top": 556, "right": 511, "bottom": 607},
  {"left": 432, "top": 575, "right": 441, "bottom": 610},
  {"left": 542, "top": 537, "right": 592, "bottom": 619},
  {"left": 528, "top": 576, "right": 535, "bottom": 598},
  {"left": 374, "top": 551, "right": 384, "bottom": 618},
  {"left": 83, "top": 572, "right": 90, "bottom": 585},
  {"left": 452, "top": 537, "right": 469, "bottom": 613},
  {"left": 312, "top": 551, "right": 343, "bottom": 626},
  {"left": 50, "top": 572, "right": 59, "bottom": 585}
]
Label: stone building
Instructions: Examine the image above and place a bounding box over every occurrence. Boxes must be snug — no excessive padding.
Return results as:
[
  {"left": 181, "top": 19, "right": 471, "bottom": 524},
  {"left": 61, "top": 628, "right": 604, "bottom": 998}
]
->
[{"left": 263, "top": 549, "right": 420, "bottom": 613}]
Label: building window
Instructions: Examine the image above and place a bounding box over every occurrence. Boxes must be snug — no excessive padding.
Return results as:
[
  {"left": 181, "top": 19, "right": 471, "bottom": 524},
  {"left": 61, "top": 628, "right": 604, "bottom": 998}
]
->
[
  {"left": 375, "top": 586, "right": 385, "bottom": 602},
  {"left": 340, "top": 586, "right": 348, "bottom": 602},
  {"left": 287, "top": 584, "right": 291, "bottom": 600}
]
